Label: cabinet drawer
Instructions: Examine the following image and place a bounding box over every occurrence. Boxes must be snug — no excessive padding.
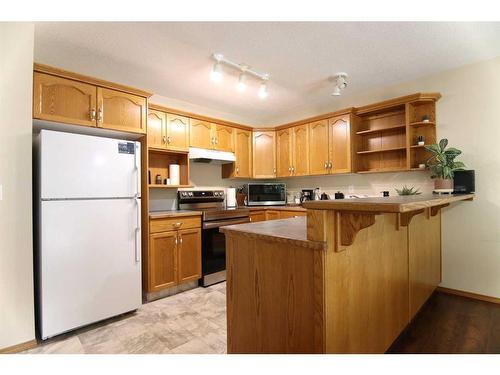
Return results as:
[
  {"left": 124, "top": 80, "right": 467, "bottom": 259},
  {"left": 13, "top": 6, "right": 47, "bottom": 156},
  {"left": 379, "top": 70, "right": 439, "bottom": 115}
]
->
[
  {"left": 279, "top": 210, "right": 306, "bottom": 219},
  {"left": 150, "top": 216, "right": 201, "bottom": 233}
]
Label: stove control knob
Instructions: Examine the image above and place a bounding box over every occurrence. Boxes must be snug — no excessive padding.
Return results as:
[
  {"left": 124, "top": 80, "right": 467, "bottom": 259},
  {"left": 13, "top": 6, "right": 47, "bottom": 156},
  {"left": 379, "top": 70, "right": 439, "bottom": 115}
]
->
[
  {"left": 181, "top": 192, "right": 187, "bottom": 197},
  {"left": 214, "top": 192, "right": 219, "bottom": 196},
  {"left": 188, "top": 192, "right": 193, "bottom": 197},
  {"left": 219, "top": 191, "right": 224, "bottom": 196}
]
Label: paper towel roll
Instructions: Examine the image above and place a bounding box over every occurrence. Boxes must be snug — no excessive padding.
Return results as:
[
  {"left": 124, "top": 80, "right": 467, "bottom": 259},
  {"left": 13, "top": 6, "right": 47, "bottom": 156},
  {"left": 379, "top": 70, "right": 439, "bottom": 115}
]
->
[
  {"left": 169, "top": 164, "right": 180, "bottom": 185},
  {"left": 226, "top": 188, "right": 236, "bottom": 207}
]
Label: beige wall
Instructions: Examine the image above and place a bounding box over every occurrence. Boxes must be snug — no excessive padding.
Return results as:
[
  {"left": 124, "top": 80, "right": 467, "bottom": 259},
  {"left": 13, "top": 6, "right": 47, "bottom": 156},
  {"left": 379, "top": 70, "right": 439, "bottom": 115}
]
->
[
  {"left": 290, "top": 57, "right": 500, "bottom": 298},
  {"left": 0, "top": 23, "right": 36, "bottom": 350}
]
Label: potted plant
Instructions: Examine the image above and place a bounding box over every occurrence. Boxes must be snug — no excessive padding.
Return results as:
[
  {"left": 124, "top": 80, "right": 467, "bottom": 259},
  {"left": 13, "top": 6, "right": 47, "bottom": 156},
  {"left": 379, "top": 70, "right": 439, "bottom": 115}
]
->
[
  {"left": 425, "top": 139, "right": 466, "bottom": 193},
  {"left": 395, "top": 185, "right": 422, "bottom": 196}
]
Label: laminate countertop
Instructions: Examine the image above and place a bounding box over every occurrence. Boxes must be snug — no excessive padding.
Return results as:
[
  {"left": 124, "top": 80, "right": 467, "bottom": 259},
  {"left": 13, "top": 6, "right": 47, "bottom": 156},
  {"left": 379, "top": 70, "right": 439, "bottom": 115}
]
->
[
  {"left": 248, "top": 205, "right": 306, "bottom": 212},
  {"left": 220, "top": 216, "right": 326, "bottom": 250},
  {"left": 149, "top": 210, "right": 203, "bottom": 219},
  {"left": 302, "top": 194, "right": 474, "bottom": 213}
]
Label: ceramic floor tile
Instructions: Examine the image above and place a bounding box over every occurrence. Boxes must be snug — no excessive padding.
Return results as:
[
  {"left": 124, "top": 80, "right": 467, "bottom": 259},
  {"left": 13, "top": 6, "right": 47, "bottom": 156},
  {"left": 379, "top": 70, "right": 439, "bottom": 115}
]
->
[{"left": 169, "top": 338, "right": 217, "bottom": 354}]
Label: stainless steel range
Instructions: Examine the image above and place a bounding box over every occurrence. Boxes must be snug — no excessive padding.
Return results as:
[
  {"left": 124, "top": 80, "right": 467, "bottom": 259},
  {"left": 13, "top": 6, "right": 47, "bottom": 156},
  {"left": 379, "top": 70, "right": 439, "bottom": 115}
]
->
[{"left": 178, "top": 190, "right": 250, "bottom": 286}]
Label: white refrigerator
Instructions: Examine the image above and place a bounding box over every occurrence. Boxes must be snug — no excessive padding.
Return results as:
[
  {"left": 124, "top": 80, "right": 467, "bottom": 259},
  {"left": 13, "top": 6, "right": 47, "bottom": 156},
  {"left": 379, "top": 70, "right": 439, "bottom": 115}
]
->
[{"left": 37, "top": 130, "right": 142, "bottom": 339}]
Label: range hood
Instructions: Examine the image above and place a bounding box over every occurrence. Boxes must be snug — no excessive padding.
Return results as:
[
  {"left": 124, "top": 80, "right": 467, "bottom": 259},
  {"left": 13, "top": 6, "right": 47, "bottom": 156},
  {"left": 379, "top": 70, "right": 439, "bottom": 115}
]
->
[{"left": 188, "top": 147, "right": 236, "bottom": 164}]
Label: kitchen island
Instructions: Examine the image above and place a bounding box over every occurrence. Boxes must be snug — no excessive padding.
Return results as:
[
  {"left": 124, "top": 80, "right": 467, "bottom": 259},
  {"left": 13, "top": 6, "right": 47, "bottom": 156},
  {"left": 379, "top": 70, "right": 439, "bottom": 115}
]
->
[{"left": 221, "top": 194, "right": 474, "bottom": 353}]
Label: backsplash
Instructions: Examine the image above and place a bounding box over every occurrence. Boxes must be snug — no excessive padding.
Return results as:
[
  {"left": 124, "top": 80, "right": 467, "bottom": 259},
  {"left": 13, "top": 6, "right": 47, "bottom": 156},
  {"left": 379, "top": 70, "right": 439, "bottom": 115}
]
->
[{"left": 149, "top": 162, "right": 434, "bottom": 211}]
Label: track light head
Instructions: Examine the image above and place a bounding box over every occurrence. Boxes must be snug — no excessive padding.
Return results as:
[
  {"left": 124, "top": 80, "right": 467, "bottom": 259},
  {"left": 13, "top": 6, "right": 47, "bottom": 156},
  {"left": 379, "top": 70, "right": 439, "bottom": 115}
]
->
[
  {"left": 236, "top": 72, "right": 247, "bottom": 92},
  {"left": 210, "top": 61, "right": 223, "bottom": 83},
  {"left": 258, "top": 80, "right": 268, "bottom": 99},
  {"left": 331, "top": 72, "right": 348, "bottom": 97}
]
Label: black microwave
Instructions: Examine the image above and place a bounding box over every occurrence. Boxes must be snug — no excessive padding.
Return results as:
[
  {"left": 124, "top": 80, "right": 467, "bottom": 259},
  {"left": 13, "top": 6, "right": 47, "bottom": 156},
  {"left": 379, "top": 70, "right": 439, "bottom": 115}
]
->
[{"left": 246, "top": 183, "right": 286, "bottom": 206}]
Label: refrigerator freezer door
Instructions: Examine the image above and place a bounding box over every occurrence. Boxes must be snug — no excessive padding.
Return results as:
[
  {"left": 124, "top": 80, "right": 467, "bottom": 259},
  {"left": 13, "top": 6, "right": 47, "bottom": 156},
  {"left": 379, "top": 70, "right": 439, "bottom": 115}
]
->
[
  {"left": 40, "top": 130, "right": 140, "bottom": 199},
  {"left": 39, "top": 198, "right": 141, "bottom": 339}
]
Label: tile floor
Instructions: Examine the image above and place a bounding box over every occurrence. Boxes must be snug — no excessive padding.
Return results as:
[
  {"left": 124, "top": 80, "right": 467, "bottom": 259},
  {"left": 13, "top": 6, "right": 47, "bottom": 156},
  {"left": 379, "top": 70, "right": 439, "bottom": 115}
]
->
[{"left": 23, "top": 282, "right": 227, "bottom": 354}]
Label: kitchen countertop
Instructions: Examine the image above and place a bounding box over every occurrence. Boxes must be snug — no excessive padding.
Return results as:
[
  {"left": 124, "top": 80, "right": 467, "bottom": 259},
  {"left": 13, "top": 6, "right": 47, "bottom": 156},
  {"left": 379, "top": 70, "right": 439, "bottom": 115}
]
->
[
  {"left": 302, "top": 193, "right": 475, "bottom": 213},
  {"left": 248, "top": 205, "right": 306, "bottom": 211},
  {"left": 149, "top": 210, "right": 203, "bottom": 219},
  {"left": 220, "top": 216, "right": 325, "bottom": 250}
]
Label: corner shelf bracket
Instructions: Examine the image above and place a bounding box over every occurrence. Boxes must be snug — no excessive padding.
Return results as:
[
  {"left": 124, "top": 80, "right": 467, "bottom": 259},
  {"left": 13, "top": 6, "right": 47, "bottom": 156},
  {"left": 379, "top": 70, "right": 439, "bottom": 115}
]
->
[{"left": 335, "top": 211, "right": 378, "bottom": 252}]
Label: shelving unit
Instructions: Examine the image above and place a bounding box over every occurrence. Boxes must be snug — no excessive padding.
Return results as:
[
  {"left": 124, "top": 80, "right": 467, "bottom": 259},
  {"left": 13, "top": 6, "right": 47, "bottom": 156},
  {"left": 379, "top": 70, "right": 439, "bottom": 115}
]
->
[
  {"left": 148, "top": 148, "right": 190, "bottom": 188},
  {"left": 353, "top": 93, "right": 441, "bottom": 173}
]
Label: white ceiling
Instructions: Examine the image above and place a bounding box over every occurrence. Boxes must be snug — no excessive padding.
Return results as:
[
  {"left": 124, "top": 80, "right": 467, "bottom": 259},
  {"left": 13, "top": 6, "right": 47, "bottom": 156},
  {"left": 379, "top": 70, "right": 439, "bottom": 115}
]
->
[{"left": 34, "top": 22, "right": 500, "bottom": 126}]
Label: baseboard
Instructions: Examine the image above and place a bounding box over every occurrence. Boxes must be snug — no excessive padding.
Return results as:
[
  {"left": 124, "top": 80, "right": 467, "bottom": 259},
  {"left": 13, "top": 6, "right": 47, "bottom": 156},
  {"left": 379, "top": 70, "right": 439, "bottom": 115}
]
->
[
  {"left": 437, "top": 286, "right": 500, "bottom": 305},
  {"left": 0, "top": 339, "right": 38, "bottom": 354}
]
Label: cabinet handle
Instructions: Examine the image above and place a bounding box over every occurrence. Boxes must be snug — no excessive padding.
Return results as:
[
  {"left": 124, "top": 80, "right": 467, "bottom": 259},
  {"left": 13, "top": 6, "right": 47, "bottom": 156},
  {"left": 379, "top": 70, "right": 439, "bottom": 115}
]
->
[
  {"left": 179, "top": 236, "right": 183, "bottom": 244},
  {"left": 328, "top": 162, "right": 333, "bottom": 169},
  {"left": 90, "top": 108, "right": 96, "bottom": 121},
  {"left": 167, "top": 136, "right": 171, "bottom": 144},
  {"left": 273, "top": 168, "right": 276, "bottom": 175},
  {"left": 173, "top": 222, "right": 182, "bottom": 228},
  {"left": 292, "top": 166, "right": 295, "bottom": 173},
  {"left": 236, "top": 167, "right": 239, "bottom": 174},
  {"left": 215, "top": 137, "right": 218, "bottom": 145},
  {"left": 288, "top": 167, "right": 291, "bottom": 173},
  {"left": 162, "top": 136, "right": 167, "bottom": 144},
  {"left": 324, "top": 161, "right": 328, "bottom": 169},
  {"left": 97, "top": 107, "right": 103, "bottom": 123},
  {"left": 175, "top": 237, "right": 178, "bottom": 245}
]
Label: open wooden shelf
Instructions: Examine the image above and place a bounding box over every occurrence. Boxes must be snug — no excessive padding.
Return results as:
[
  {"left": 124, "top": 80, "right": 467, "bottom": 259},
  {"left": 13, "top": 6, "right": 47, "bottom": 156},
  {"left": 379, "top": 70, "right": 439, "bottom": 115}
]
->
[
  {"left": 409, "top": 121, "right": 435, "bottom": 127},
  {"left": 410, "top": 144, "right": 427, "bottom": 148},
  {"left": 357, "top": 167, "right": 408, "bottom": 174},
  {"left": 357, "top": 146, "right": 406, "bottom": 155},
  {"left": 355, "top": 124, "right": 406, "bottom": 135},
  {"left": 148, "top": 149, "right": 190, "bottom": 187},
  {"left": 410, "top": 167, "right": 428, "bottom": 171}
]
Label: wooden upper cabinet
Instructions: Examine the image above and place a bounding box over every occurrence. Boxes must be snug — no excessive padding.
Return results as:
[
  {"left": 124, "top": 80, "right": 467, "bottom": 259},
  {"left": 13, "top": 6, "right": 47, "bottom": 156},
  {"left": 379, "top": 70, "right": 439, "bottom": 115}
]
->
[
  {"left": 328, "top": 114, "right": 351, "bottom": 174},
  {"left": 292, "top": 124, "right": 309, "bottom": 176},
  {"left": 308, "top": 120, "right": 330, "bottom": 175},
  {"left": 97, "top": 87, "right": 147, "bottom": 134},
  {"left": 147, "top": 109, "right": 166, "bottom": 149},
  {"left": 190, "top": 119, "right": 213, "bottom": 149},
  {"left": 33, "top": 72, "right": 97, "bottom": 127},
  {"left": 234, "top": 129, "right": 252, "bottom": 178},
  {"left": 166, "top": 114, "right": 190, "bottom": 151},
  {"left": 214, "top": 124, "right": 234, "bottom": 152},
  {"left": 253, "top": 131, "right": 276, "bottom": 179},
  {"left": 276, "top": 129, "right": 292, "bottom": 177},
  {"left": 149, "top": 231, "right": 177, "bottom": 291},
  {"left": 177, "top": 228, "right": 202, "bottom": 283}
]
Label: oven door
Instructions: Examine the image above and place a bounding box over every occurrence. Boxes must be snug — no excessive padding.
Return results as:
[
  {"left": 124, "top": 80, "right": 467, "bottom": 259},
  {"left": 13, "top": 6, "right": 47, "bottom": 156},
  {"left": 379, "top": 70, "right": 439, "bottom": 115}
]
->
[{"left": 201, "top": 217, "right": 250, "bottom": 286}]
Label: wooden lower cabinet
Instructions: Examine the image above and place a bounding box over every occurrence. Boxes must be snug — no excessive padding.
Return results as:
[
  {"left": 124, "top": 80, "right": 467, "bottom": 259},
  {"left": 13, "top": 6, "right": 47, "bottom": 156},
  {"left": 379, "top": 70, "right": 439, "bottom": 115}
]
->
[
  {"left": 149, "top": 231, "right": 178, "bottom": 291},
  {"left": 148, "top": 216, "right": 201, "bottom": 292},
  {"left": 250, "top": 208, "right": 307, "bottom": 222},
  {"left": 265, "top": 210, "right": 281, "bottom": 221},
  {"left": 177, "top": 228, "right": 202, "bottom": 283},
  {"left": 250, "top": 210, "right": 266, "bottom": 223},
  {"left": 279, "top": 210, "right": 306, "bottom": 219}
]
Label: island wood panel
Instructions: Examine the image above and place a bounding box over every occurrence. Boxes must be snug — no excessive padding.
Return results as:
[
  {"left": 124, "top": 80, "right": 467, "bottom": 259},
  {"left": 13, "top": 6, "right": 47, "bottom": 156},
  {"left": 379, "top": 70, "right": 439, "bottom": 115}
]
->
[
  {"left": 226, "top": 234, "right": 325, "bottom": 353},
  {"left": 253, "top": 131, "right": 276, "bottom": 178},
  {"left": 321, "top": 212, "right": 409, "bottom": 353},
  {"left": 190, "top": 119, "right": 213, "bottom": 149},
  {"left": 166, "top": 114, "right": 190, "bottom": 151},
  {"left": 292, "top": 124, "right": 309, "bottom": 176},
  {"left": 276, "top": 128, "right": 292, "bottom": 177},
  {"left": 308, "top": 120, "right": 329, "bottom": 175},
  {"left": 33, "top": 72, "right": 97, "bottom": 127},
  {"left": 97, "top": 87, "right": 147, "bottom": 134},
  {"left": 328, "top": 114, "right": 351, "bottom": 173},
  {"left": 147, "top": 109, "right": 166, "bottom": 149},
  {"left": 177, "top": 228, "right": 202, "bottom": 283},
  {"left": 408, "top": 209, "right": 442, "bottom": 319}
]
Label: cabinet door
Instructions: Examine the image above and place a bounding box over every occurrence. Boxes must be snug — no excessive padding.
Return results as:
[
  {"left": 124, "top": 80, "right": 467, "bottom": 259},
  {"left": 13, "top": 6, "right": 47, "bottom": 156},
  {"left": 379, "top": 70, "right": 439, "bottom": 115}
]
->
[
  {"left": 276, "top": 129, "right": 292, "bottom": 177},
  {"left": 147, "top": 109, "right": 167, "bottom": 149},
  {"left": 292, "top": 124, "right": 309, "bottom": 176},
  {"left": 166, "top": 114, "right": 190, "bottom": 151},
  {"left": 250, "top": 211, "right": 266, "bottom": 223},
  {"left": 214, "top": 124, "right": 234, "bottom": 152},
  {"left": 329, "top": 115, "right": 351, "bottom": 173},
  {"left": 190, "top": 119, "right": 213, "bottom": 149},
  {"left": 253, "top": 131, "right": 276, "bottom": 179},
  {"left": 308, "top": 120, "right": 329, "bottom": 175},
  {"left": 177, "top": 228, "right": 202, "bottom": 284},
  {"left": 33, "top": 72, "right": 97, "bottom": 127},
  {"left": 279, "top": 210, "right": 307, "bottom": 219},
  {"left": 97, "top": 87, "right": 147, "bottom": 134},
  {"left": 234, "top": 129, "right": 252, "bottom": 178},
  {"left": 265, "top": 210, "right": 280, "bottom": 221},
  {"left": 149, "top": 231, "right": 177, "bottom": 291}
]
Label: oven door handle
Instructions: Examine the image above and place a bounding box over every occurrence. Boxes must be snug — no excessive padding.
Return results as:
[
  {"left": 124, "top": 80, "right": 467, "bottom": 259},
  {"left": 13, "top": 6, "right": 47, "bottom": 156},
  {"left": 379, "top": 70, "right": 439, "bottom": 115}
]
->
[{"left": 203, "top": 217, "right": 250, "bottom": 230}]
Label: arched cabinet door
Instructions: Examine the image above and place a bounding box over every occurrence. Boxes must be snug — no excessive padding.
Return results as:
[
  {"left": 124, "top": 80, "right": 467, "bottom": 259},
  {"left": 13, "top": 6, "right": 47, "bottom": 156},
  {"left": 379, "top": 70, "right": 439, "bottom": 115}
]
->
[
  {"left": 166, "top": 114, "right": 190, "bottom": 151},
  {"left": 308, "top": 120, "right": 329, "bottom": 175},
  {"left": 292, "top": 124, "right": 309, "bottom": 176},
  {"left": 235, "top": 129, "right": 252, "bottom": 178},
  {"left": 33, "top": 72, "right": 97, "bottom": 127},
  {"left": 253, "top": 131, "right": 276, "bottom": 179},
  {"left": 214, "top": 124, "right": 234, "bottom": 152},
  {"left": 190, "top": 119, "right": 213, "bottom": 149},
  {"left": 329, "top": 115, "right": 351, "bottom": 174},
  {"left": 147, "top": 109, "right": 167, "bottom": 149},
  {"left": 276, "top": 128, "right": 292, "bottom": 177},
  {"left": 97, "top": 87, "right": 147, "bottom": 134}
]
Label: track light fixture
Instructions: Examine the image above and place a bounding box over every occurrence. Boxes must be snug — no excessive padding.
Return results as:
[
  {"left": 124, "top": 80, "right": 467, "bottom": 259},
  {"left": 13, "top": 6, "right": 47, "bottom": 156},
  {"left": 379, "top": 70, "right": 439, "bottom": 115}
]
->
[
  {"left": 331, "top": 72, "right": 348, "bottom": 97},
  {"left": 210, "top": 53, "right": 270, "bottom": 99}
]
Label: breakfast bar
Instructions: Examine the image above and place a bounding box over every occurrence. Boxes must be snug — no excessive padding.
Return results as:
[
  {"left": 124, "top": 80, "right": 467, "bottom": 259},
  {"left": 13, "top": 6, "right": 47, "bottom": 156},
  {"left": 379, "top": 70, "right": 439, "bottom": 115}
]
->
[{"left": 221, "top": 194, "right": 474, "bottom": 354}]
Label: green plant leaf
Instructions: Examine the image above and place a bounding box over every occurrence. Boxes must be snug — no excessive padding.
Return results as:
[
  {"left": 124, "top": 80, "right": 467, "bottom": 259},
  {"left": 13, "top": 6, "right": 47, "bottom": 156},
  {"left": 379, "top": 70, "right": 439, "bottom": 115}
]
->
[
  {"left": 425, "top": 144, "right": 441, "bottom": 154},
  {"left": 439, "top": 138, "right": 448, "bottom": 151},
  {"left": 452, "top": 161, "right": 466, "bottom": 169}
]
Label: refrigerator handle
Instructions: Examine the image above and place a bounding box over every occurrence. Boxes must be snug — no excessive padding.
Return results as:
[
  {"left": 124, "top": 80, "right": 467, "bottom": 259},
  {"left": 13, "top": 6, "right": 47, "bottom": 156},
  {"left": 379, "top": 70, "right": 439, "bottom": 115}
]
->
[
  {"left": 134, "top": 196, "right": 141, "bottom": 263},
  {"left": 134, "top": 142, "right": 140, "bottom": 197}
]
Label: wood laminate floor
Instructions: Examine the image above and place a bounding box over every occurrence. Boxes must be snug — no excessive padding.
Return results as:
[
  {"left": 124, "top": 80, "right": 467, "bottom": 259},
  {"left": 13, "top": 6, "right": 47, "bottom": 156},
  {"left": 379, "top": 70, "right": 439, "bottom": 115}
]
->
[
  {"left": 388, "top": 291, "right": 500, "bottom": 354},
  {"left": 22, "top": 286, "right": 499, "bottom": 354}
]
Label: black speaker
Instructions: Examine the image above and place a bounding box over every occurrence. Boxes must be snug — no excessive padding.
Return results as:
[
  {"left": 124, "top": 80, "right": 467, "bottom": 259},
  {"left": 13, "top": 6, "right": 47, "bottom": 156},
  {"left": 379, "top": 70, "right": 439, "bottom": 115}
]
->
[{"left": 453, "top": 170, "right": 475, "bottom": 194}]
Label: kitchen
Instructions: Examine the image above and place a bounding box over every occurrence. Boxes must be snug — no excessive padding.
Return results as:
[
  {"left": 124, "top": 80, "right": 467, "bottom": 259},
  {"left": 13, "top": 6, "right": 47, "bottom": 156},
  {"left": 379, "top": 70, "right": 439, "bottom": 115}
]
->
[{"left": 1, "top": 11, "right": 500, "bottom": 371}]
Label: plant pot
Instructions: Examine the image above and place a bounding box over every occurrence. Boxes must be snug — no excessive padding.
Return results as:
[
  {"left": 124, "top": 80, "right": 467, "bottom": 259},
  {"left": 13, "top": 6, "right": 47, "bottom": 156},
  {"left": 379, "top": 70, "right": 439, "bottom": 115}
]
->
[
  {"left": 434, "top": 178, "right": 454, "bottom": 193},
  {"left": 236, "top": 193, "right": 246, "bottom": 207}
]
